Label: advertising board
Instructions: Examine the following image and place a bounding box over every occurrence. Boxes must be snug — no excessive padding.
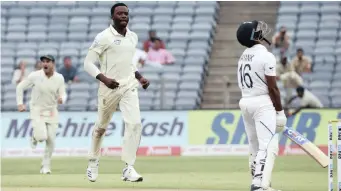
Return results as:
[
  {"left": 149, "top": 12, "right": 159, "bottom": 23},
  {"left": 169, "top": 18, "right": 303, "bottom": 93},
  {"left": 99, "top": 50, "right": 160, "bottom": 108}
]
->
[{"left": 2, "top": 109, "right": 340, "bottom": 157}]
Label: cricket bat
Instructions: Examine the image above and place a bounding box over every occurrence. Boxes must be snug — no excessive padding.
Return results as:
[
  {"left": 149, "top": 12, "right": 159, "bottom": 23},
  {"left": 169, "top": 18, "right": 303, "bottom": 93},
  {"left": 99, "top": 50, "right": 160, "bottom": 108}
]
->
[{"left": 282, "top": 126, "right": 329, "bottom": 168}]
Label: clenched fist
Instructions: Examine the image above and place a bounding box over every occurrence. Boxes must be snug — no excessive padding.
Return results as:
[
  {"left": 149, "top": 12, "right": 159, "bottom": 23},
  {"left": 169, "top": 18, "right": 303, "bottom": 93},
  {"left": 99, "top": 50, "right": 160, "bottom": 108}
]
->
[
  {"left": 18, "top": 104, "right": 26, "bottom": 112},
  {"left": 102, "top": 76, "right": 119, "bottom": 89},
  {"left": 58, "top": 97, "right": 63, "bottom": 104},
  {"left": 139, "top": 77, "right": 150, "bottom": 89}
]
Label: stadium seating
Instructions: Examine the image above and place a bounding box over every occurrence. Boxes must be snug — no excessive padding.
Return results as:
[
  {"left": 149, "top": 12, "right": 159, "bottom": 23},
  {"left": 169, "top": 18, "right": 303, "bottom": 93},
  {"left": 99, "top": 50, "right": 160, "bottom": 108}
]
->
[
  {"left": 275, "top": 1, "right": 341, "bottom": 107},
  {"left": 1, "top": 1, "right": 219, "bottom": 111}
]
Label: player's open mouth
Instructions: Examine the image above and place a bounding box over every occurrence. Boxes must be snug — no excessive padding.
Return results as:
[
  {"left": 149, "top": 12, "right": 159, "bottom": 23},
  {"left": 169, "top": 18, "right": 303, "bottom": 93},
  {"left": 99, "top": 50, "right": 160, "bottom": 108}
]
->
[{"left": 44, "top": 67, "right": 48, "bottom": 69}]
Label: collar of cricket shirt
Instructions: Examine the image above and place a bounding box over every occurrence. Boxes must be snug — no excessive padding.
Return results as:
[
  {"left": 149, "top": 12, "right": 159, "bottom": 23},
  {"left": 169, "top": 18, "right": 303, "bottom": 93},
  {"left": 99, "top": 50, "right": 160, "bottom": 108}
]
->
[
  {"left": 109, "top": 25, "right": 131, "bottom": 37},
  {"left": 40, "top": 69, "right": 56, "bottom": 78},
  {"left": 252, "top": 44, "right": 267, "bottom": 50}
]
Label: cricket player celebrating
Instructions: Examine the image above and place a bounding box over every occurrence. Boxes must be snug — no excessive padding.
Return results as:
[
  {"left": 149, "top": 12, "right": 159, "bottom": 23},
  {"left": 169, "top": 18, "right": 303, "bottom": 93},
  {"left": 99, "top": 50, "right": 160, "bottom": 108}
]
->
[
  {"left": 16, "top": 55, "right": 67, "bottom": 174},
  {"left": 84, "top": 3, "right": 150, "bottom": 182},
  {"left": 236, "top": 21, "right": 287, "bottom": 191}
]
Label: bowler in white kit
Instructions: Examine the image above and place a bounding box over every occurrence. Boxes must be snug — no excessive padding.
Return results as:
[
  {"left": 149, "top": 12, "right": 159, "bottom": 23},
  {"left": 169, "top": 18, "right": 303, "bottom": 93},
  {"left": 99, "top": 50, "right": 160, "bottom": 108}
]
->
[
  {"left": 16, "top": 55, "right": 67, "bottom": 174},
  {"left": 84, "top": 3, "right": 150, "bottom": 182},
  {"left": 236, "top": 21, "right": 287, "bottom": 191}
]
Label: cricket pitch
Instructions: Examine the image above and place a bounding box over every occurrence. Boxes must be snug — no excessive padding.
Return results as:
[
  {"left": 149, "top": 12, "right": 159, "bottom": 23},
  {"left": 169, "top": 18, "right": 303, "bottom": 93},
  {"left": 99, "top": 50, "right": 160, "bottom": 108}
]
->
[
  {"left": 1, "top": 156, "right": 328, "bottom": 191},
  {"left": 2, "top": 189, "right": 217, "bottom": 191}
]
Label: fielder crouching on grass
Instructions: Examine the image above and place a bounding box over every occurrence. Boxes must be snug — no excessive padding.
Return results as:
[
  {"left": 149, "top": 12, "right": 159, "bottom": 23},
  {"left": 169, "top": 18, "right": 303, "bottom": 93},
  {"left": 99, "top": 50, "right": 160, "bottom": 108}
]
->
[
  {"left": 84, "top": 3, "right": 150, "bottom": 183},
  {"left": 16, "top": 55, "right": 67, "bottom": 174},
  {"left": 285, "top": 86, "right": 323, "bottom": 116}
]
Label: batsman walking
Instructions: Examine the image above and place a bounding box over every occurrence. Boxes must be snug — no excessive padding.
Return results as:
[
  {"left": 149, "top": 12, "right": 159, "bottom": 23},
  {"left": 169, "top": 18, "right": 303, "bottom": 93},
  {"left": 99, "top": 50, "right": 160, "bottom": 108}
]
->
[
  {"left": 84, "top": 3, "right": 150, "bottom": 182},
  {"left": 236, "top": 21, "right": 287, "bottom": 191}
]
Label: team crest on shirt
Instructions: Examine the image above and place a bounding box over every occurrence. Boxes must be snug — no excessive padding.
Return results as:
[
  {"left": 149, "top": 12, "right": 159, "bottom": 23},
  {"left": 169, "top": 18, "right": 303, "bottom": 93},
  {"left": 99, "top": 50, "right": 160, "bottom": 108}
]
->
[{"left": 114, "top": 39, "right": 121, "bottom": 45}]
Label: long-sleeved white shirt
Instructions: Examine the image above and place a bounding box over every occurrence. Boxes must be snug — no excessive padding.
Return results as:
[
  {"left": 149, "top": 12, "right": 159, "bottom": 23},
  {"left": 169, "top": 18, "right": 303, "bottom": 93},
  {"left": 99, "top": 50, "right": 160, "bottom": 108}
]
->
[
  {"left": 16, "top": 70, "right": 67, "bottom": 123},
  {"left": 12, "top": 69, "right": 31, "bottom": 85},
  {"left": 84, "top": 25, "right": 139, "bottom": 95}
]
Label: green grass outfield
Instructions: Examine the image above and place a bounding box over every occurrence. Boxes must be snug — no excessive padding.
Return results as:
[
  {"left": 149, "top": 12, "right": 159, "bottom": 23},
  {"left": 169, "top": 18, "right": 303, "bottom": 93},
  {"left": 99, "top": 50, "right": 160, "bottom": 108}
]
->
[{"left": 1, "top": 156, "right": 329, "bottom": 190}]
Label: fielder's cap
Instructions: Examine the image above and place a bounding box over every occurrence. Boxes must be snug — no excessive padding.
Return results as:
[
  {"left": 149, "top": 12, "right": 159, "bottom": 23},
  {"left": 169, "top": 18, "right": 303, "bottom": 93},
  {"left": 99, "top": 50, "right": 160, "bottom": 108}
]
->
[{"left": 40, "top": 55, "right": 55, "bottom": 62}]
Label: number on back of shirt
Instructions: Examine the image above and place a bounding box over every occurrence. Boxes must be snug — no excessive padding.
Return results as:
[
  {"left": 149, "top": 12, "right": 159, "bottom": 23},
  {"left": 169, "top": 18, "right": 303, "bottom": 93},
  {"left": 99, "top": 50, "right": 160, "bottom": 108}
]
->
[{"left": 239, "top": 63, "right": 253, "bottom": 88}]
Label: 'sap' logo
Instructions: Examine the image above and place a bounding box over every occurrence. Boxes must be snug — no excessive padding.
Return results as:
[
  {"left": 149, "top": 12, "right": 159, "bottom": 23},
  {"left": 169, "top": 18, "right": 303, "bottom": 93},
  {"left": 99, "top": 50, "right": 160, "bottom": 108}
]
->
[{"left": 285, "top": 129, "right": 308, "bottom": 145}]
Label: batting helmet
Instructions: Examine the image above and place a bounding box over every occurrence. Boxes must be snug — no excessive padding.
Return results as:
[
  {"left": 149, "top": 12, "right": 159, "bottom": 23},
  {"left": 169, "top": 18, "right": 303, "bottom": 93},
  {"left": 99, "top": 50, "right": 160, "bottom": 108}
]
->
[{"left": 236, "top": 20, "right": 272, "bottom": 48}]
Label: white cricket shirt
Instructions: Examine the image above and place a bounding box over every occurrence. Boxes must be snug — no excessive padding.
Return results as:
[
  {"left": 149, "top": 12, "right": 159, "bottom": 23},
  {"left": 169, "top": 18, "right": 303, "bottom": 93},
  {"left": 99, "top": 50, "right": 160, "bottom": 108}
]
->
[
  {"left": 16, "top": 70, "right": 67, "bottom": 122},
  {"left": 300, "top": 90, "right": 323, "bottom": 108},
  {"left": 89, "top": 25, "right": 139, "bottom": 94},
  {"left": 237, "top": 44, "right": 277, "bottom": 97}
]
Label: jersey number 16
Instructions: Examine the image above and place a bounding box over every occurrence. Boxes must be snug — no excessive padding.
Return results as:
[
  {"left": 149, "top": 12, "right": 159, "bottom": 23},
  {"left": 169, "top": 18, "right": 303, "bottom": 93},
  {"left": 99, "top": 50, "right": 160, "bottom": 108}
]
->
[{"left": 239, "top": 63, "right": 253, "bottom": 88}]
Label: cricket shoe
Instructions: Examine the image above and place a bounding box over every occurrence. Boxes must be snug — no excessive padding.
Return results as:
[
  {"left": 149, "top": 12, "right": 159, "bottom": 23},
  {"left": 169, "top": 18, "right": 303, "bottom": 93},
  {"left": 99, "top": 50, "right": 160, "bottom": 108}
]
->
[
  {"left": 121, "top": 166, "right": 143, "bottom": 182},
  {"left": 30, "top": 137, "right": 37, "bottom": 149},
  {"left": 86, "top": 159, "right": 99, "bottom": 182},
  {"left": 250, "top": 185, "right": 281, "bottom": 191},
  {"left": 40, "top": 165, "right": 51, "bottom": 174}
]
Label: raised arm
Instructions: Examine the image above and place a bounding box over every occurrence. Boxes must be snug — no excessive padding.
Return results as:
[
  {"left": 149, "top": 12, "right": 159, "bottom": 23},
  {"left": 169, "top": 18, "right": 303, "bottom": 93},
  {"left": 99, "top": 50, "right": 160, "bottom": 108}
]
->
[
  {"left": 165, "top": 50, "right": 175, "bottom": 65},
  {"left": 305, "top": 57, "right": 312, "bottom": 72},
  {"left": 16, "top": 72, "right": 35, "bottom": 107},
  {"left": 12, "top": 70, "right": 22, "bottom": 85}
]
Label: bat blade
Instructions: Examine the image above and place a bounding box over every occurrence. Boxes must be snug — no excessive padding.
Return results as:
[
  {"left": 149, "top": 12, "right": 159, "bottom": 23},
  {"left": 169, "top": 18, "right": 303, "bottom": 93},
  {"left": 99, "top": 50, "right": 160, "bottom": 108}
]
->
[{"left": 283, "top": 127, "right": 329, "bottom": 168}]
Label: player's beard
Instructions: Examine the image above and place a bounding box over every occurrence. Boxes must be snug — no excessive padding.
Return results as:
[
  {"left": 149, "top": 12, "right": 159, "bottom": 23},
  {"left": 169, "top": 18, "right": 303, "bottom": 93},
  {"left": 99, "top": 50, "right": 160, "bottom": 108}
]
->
[{"left": 114, "top": 19, "right": 128, "bottom": 29}]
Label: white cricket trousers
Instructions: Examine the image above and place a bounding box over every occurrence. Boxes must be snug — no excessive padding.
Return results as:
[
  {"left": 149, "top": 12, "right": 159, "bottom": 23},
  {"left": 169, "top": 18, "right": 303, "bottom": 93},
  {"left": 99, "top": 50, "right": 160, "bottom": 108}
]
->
[
  {"left": 89, "top": 83, "right": 142, "bottom": 166},
  {"left": 31, "top": 119, "right": 57, "bottom": 166},
  {"left": 239, "top": 94, "right": 279, "bottom": 188}
]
